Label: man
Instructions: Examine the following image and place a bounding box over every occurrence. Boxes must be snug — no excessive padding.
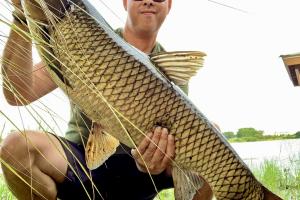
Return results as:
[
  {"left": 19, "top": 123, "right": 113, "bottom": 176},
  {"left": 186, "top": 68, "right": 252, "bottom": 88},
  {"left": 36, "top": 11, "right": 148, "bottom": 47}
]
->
[{"left": 0, "top": 0, "right": 213, "bottom": 199}]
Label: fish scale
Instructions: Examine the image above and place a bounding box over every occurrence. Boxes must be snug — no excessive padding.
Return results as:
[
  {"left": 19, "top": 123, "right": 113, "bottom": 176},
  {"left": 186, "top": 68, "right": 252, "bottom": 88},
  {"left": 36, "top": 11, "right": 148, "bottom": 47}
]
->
[{"left": 24, "top": 0, "right": 271, "bottom": 199}]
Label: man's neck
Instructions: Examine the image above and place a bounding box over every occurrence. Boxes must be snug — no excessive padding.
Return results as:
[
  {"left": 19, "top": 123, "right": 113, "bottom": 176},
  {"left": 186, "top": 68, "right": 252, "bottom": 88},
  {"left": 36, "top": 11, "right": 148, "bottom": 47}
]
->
[{"left": 123, "top": 26, "right": 157, "bottom": 54}]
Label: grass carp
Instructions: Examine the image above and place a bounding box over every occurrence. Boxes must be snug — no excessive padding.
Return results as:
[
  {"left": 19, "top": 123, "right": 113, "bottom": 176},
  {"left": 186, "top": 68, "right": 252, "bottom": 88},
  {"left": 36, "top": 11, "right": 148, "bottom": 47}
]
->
[{"left": 21, "top": 0, "right": 282, "bottom": 199}]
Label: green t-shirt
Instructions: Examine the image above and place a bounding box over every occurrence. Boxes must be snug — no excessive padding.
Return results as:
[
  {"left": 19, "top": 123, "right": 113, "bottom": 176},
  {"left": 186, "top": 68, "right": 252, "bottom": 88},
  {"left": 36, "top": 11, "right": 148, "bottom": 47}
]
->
[{"left": 65, "top": 28, "right": 189, "bottom": 145}]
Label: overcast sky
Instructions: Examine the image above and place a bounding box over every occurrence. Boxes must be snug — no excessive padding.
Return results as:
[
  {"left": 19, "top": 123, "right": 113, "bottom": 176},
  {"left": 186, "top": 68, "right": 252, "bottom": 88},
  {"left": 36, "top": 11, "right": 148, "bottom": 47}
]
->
[{"left": 0, "top": 0, "right": 300, "bottom": 137}]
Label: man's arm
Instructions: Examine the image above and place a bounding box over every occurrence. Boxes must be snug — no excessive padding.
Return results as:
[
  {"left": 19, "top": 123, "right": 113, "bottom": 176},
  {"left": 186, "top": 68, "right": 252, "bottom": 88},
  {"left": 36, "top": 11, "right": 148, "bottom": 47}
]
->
[{"left": 1, "top": 4, "right": 57, "bottom": 106}]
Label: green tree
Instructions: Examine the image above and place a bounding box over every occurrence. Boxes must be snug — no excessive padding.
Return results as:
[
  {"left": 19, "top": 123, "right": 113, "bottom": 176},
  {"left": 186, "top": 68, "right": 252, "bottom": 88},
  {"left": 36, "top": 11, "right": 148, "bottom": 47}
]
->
[
  {"left": 223, "top": 131, "right": 235, "bottom": 139},
  {"left": 236, "top": 128, "right": 264, "bottom": 138},
  {"left": 295, "top": 131, "right": 300, "bottom": 138}
]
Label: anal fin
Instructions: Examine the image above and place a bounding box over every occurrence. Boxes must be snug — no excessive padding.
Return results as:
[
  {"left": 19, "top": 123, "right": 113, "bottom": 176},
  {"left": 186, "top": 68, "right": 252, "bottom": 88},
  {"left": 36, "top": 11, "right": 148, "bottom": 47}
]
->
[
  {"left": 85, "top": 122, "right": 120, "bottom": 170},
  {"left": 172, "top": 166, "right": 204, "bottom": 200}
]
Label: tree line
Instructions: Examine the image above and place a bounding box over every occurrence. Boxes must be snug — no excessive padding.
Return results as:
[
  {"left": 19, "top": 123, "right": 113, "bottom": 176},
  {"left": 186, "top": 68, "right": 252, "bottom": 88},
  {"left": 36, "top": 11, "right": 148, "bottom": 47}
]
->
[{"left": 223, "top": 128, "right": 300, "bottom": 142}]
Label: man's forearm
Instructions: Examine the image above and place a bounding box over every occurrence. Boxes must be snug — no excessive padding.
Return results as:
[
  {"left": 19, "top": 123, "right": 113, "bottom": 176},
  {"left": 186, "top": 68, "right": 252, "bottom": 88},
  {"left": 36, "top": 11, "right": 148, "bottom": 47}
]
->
[{"left": 2, "top": 19, "right": 33, "bottom": 105}]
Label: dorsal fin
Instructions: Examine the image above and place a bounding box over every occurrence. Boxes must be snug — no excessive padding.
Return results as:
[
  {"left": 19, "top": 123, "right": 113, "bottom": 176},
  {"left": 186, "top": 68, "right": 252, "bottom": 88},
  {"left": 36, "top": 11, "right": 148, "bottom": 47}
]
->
[{"left": 150, "top": 51, "right": 206, "bottom": 85}]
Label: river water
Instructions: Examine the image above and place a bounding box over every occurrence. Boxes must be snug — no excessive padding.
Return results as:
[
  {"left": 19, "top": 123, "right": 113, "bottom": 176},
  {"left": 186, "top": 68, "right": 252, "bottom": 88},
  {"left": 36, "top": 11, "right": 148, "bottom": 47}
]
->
[{"left": 231, "top": 138, "right": 300, "bottom": 167}]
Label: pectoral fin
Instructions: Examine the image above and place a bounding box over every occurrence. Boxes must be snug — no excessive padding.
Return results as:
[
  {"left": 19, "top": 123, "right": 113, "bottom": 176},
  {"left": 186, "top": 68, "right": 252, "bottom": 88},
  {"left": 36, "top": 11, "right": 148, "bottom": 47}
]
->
[
  {"left": 85, "top": 122, "right": 119, "bottom": 170},
  {"left": 172, "top": 166, "right": 204, "bottom": 200},
  {"left": 150, "top": 51, "right": 206, "bottom": 85}
]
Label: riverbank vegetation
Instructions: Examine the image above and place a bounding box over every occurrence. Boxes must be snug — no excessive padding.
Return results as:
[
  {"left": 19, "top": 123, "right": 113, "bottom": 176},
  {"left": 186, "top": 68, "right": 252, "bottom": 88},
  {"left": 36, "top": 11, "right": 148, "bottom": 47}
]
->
[
  {"left": 0, "top": 153, "right": 299, "bottom": 199},
  {"left": 223, "top": 127, "right": 300, "bottom": 143},
  {"left": 252, "top": 155, "right": 300, "bottom": 199},
  {"left": 156, "top": 153, "right": 300, "bottom": 199},
  {"left": 0, "top": 125, "right": 298, "bottom": 199},
  {"left": 0, "top": 174, "right": 14, "bottom": 200}
]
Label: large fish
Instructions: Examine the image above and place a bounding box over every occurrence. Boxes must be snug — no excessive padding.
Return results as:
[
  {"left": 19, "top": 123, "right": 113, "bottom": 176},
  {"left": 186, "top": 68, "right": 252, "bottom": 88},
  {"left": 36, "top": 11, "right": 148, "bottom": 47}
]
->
[{"left": 21, "top": 0, "right": 282, "bottom": 199}]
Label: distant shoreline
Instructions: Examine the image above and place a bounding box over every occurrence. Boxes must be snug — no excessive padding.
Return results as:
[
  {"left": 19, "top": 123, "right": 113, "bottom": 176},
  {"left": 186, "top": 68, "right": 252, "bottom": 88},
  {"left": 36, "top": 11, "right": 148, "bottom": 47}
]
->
[{"left": 228, "top": 136, "right": 299, "bottom": 143}]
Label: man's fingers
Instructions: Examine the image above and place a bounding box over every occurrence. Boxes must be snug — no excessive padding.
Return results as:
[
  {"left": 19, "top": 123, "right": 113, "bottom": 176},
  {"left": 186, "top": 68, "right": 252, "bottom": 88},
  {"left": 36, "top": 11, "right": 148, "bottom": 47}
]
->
[
  {"left": 151, "top": 128, "right": 168, "bottom": 164},
  {"left": 132, "top": 127, "right": 176, "bottom": 175},
  {"left": 136, "top": 131, "right": 153, "bottom": 155},
  {"left": 142, "top": 127, "right": 161, "bottom": 159},
  {"left": 160, "top": 134, "right": 175, "bottom": 168},
  {"left": 131, "top": 131, "right": 153, "bottom": 162},
  {"left": 12, "top": 0, "right": 22, "bottom": 7},
  {"left": 12, "top": 0, "right": 24, "bottom": 14}
]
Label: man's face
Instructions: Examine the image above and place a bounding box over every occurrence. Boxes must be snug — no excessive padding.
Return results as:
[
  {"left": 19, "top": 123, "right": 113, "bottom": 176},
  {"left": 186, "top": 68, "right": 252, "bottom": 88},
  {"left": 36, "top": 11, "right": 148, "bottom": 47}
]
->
[{"left": 123, "top": 0, "right": 172, "bottom": 34}]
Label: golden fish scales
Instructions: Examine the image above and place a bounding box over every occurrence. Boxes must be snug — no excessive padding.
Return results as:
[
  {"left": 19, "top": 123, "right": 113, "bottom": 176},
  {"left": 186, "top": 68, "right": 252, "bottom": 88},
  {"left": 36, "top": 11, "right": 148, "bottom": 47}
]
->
[
  {"left": 22, "top": 0, "right": 282, "bottom": 199},
  {"left": 47, "top": 5, "right": 262, "bottom": 199}
]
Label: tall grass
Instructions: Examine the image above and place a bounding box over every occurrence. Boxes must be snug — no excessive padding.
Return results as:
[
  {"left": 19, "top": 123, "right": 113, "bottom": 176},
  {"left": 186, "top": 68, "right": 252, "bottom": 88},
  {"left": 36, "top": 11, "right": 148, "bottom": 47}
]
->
[
  {"left": 154, "top": 188, "right": 174, "bottom": 200},
  {"left": 0, "top": 122, "right": 299, "bottom": 199},
  {"left": 0, "top": 174, "right": 15, "bottom": 200},
  {"left": 252, "top": 154, "right": 300, "bottom": 199},
  {"left": 155, "top": 154, "right": 300, "bottom": 200},
  {"left": 0, "top": 155, "right": 299, "bottom": 199}
]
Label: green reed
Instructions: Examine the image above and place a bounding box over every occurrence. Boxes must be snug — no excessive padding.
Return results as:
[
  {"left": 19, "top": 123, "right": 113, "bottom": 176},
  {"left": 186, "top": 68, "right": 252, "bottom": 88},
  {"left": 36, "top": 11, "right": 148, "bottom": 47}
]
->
[
  {"left": 155, "top": 154, "right": 300, "bottom": 200},
  {"left": 252, "top": 154, "right": 300, "bottom": 199},
  {"left": 0, "top": 174, "right": 15, "bottom": 200}
]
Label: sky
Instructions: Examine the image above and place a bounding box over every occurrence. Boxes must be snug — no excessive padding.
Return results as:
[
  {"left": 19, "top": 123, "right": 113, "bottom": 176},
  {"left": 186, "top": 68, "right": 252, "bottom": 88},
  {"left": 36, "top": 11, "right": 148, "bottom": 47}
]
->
[{"left": 0, "top": 0, "right": 300, "bottom": 137}]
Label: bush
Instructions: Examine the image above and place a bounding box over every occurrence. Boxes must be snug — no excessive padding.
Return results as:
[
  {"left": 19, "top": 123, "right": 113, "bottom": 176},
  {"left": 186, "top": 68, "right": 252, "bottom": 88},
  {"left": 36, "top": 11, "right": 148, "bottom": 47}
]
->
[
  {"left": 236, "top": 128, "right": 264, "bottom": 138},
  {"left": 223, "top": 131, "right": 235, "bottom": 139}
]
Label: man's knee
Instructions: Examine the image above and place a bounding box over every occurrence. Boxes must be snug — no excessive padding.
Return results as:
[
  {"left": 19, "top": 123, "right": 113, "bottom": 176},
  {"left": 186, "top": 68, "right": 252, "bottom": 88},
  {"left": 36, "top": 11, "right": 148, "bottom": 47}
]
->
[
  {"left": 0, "top": 131, "right": 35, "bottom": 169},
  {"left": 0, "top": 131, "right": 59, "bottom": 199}
]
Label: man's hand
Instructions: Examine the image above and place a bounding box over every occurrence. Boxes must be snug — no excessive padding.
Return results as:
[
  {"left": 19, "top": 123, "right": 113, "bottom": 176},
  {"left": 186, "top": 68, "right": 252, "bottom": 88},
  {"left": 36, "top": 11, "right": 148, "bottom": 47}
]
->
[
  {"left": 11, "top": 0, "right": 26, "bottom": 21},
  {"left": 131, "top": 126, "right": 175, "bottom": 175},
  {"left": 11, "top": 0, "right": 48, "bottom": 23}
]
